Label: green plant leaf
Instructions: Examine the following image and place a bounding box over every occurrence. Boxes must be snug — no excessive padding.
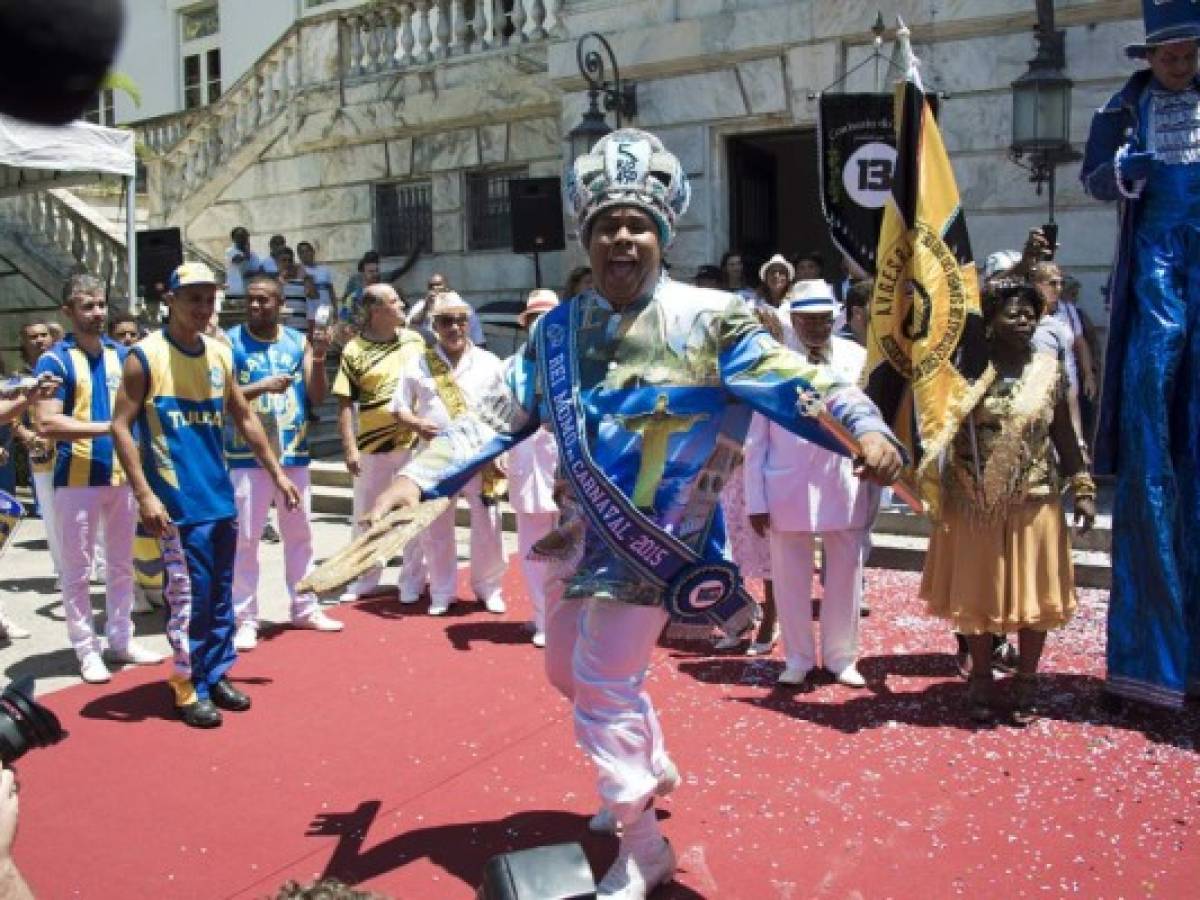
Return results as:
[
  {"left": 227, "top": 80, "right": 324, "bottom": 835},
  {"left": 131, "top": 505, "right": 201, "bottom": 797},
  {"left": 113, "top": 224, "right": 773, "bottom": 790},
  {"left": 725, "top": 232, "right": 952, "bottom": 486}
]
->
[{"left": 103, "top": 71, "right": 142, "bottom": 107}]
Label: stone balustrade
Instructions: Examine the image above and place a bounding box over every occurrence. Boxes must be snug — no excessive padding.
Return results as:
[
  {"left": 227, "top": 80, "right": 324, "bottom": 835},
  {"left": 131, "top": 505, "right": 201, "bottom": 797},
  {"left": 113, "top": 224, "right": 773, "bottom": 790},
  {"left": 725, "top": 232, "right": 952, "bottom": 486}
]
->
[
  {"left": 132, "top": 111, "right": 207, "bottom": 158},
  {"left": 340, "top": 0, "right": 565, "bottom": 76},
  {"left": 158, "top": 29, "right": 305, "bottom": 209},
  {"left": 14, "top": 190, "right": 130, "bottom": 300},
  {"left": 155, "top": 1, "right": 564, "bottom": 211}
]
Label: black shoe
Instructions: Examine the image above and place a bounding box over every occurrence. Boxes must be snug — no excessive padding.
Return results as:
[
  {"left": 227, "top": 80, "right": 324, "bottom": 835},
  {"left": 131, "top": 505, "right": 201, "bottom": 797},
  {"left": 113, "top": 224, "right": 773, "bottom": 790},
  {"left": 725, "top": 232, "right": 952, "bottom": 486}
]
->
[
  {"left": 210, "top": 679, "right": 252, "bottom": 712},
  {"left": 1098, "top": 690, "right": 1127, "bottom": 717},
  {"left": 262, "top": 523, "right": 280, "bottom": 543},
  {"left": 180, "top": 700, "right": 223, "bottom": 728}
]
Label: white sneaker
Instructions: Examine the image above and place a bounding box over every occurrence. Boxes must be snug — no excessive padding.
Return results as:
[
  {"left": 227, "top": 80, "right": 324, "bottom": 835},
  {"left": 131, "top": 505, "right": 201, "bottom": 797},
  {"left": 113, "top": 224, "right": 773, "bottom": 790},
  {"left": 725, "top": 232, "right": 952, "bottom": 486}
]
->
[
  {"left": 292, "top": 610, "right": 344, "bottom": 632},
  {"left": 777, "top": 665, "right": 811, "bottom": 686},
  {"left": 531, "top": 631, "right": 546, "bottom": 648},
  {"left": 596, "top": 839, "right": 676, "bottom": 899},
  {"left": 233, "top": 622, "right": 258, "bottom": 651},
  {"left": 79, "top": 652, "right": 111, "bottom": 683},
  {"left": 398, "top": 592, "right": 422, "bottom": 605},
  {"left": 0, "top": 616, "right": 31, "bottom": 640},
  {"left": 428, "top": 599, "right": 451, "bottom": 616},
  {"left": 590, "top": 760, "right": 680, "bottom": 834},
  {"left": 482, "top": 593, "right": 507, "bottom": 614},
  {"left": 335, "top": 591, "right": 359, "bottom": 605},
  {"left": 108, "top": 641, "right": 165, "bottom": 666},
  {"left": 835, "top": 663, "right": 866, "bottom": 688}
]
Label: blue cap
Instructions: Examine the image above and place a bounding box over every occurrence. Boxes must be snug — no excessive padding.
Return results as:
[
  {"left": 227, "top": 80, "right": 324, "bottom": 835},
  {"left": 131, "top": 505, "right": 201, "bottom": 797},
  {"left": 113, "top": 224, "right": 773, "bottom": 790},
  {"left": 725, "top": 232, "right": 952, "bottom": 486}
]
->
[{"left": 167, "top": 262, "right": 217, "bottom": 291}]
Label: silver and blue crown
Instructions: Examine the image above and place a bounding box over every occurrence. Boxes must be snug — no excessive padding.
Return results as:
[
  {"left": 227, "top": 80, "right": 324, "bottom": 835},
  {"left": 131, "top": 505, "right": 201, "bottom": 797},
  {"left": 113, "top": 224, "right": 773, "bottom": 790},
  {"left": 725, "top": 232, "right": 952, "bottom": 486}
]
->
[
  {"left": 1126, "top": 0, "right": 1200, "bottom": 58},
  {"left": 565, "top": 129, "right": 691, "bottom": 247}
]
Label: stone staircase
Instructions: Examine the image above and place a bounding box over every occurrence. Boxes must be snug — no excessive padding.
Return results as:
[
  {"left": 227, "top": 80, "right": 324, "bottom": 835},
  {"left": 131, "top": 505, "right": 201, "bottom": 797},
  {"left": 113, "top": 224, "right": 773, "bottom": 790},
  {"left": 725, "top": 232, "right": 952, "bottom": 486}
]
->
[{"left": 307, "top": 460, "right": 1113, "bottom": 588}]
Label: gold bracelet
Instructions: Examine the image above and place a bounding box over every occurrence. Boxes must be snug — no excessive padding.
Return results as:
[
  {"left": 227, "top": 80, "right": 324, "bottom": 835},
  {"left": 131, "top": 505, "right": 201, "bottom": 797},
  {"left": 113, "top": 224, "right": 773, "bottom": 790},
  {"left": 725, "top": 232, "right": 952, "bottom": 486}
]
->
[{"left": 1068, "top": 471, "right": 1097, "bottom": 500}]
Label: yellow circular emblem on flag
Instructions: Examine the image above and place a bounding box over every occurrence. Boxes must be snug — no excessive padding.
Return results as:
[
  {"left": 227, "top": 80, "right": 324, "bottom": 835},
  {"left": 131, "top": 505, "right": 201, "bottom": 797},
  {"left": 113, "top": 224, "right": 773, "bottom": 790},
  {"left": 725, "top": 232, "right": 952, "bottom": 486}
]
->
[{"left": 872, "top": 221, "right": 969, "bottom": 385}]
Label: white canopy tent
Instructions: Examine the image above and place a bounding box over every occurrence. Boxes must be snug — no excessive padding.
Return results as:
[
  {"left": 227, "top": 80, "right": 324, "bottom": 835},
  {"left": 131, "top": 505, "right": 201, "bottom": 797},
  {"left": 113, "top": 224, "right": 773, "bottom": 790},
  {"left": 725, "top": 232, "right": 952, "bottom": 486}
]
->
[{"left": 0, "top": 115, "right": 137, "bottom": 303}]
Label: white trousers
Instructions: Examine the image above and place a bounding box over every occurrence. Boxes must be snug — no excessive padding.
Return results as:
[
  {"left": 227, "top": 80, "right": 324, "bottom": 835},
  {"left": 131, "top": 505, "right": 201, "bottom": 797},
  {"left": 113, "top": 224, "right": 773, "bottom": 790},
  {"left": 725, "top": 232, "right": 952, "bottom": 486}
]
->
[
  {"left": 31, "top": 470, "right": 62, "bottom": 577},
  {"left": 769, "top": 528, "right": 865, "bottom": 673},
  {"left": 544, "top": 590, "right": 671, "bottom": 827},
  {"left": 349, "top": 449, "right": 427, "bottom": 599},
  {"left": 55, "top": 484, "right": 136, "bottom": 660},
  {"left": 424, "top": 474, "right": 505, "bottom": 604},
  {"left": 515, "top": 511, "right": 557, "bottom": 631},
  {"left": 231, "top": 466, "right": 318, "bottom": 627}
]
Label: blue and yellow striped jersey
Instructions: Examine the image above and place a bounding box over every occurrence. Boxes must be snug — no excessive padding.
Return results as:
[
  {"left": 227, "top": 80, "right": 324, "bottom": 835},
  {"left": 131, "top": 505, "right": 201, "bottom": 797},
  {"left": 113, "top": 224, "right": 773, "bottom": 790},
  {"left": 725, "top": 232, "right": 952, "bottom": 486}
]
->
[
  {"left": 35, "top": 336, "right": 126, "bottom": 488},
  {"left": 224, "top": 324, "right": 309, "bottom": 469},
  {"left": 132, "top": 331, "right": 236, "bottom": 525}
]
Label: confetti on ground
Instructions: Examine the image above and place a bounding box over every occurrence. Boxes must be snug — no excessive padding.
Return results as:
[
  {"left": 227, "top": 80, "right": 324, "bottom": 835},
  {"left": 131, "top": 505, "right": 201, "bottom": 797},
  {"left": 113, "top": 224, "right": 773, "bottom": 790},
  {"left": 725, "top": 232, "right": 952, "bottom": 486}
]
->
[{"left": 12, "top": 565, "right": 1200, "bottom": 897}]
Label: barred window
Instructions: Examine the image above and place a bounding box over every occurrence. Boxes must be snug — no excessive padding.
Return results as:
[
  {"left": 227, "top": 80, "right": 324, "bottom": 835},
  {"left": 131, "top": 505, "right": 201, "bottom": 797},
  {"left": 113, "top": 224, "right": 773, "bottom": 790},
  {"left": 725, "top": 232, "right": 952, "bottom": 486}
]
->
[
  {"left": 466, "top": 168, "right": 525, "bottom": 251},
  {"left": 374, "top": 181, "right": 432, "bottom": 257}
]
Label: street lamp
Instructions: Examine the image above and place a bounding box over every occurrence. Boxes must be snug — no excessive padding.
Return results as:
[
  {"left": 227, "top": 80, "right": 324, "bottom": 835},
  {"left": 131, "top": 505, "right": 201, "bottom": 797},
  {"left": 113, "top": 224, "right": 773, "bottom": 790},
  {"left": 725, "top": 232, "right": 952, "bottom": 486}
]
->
[
  {"left": 567, "top": 32, "right": 637, "bottom": 160},
  {"left": 1009, "top": 0, "right": 1080, "bottom": 247}
]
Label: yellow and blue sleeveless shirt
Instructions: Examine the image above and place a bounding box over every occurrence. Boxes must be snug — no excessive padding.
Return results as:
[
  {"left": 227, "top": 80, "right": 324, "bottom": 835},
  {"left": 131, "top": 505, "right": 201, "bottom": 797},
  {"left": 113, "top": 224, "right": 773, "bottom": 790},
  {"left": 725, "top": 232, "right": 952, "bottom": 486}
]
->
[
  {"left": 224, "top": 324, "right": 309, "bottom": 468},
  {"left": 131, "top": 331, "right": 236, "bottom": 525},
  {"left": 34, "top": 335, "right": 126, "bottom": 489}
]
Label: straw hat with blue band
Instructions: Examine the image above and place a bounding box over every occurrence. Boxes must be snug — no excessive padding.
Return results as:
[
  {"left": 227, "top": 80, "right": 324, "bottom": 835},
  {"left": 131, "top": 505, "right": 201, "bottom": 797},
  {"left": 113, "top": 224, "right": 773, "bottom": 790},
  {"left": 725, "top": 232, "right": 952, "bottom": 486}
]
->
[{"left": 787, "top": 279, "right": 838, "bottom": 315}]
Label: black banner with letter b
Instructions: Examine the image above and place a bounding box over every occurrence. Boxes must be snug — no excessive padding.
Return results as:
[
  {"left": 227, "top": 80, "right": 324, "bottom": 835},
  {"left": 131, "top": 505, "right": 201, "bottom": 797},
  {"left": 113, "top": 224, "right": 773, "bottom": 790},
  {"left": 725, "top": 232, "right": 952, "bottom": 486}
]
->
[{"left": 817, "top": 93, "right": 896, "bottom": 277}]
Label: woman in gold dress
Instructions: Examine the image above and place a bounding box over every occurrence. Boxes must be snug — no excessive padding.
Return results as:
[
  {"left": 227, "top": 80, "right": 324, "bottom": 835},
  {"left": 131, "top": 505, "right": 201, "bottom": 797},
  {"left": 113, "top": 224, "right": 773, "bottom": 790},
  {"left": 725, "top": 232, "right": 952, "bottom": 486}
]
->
[{"left": 921, "top": 282, "right": 1096, "bottom": 724}]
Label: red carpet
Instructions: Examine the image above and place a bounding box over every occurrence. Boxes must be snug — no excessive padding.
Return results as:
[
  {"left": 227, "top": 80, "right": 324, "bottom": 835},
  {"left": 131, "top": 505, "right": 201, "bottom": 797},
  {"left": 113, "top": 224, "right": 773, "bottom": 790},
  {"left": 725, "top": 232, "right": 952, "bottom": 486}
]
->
[{"left": 12, "top": 566, "right": 1200, "bottom": 898}]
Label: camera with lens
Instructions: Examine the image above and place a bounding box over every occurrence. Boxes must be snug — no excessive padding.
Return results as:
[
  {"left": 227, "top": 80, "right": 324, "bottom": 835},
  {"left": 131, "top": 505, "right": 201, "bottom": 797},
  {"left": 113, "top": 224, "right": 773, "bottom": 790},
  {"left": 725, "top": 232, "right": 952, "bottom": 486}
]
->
[{"left": 0, "top": 677, "right": 66, "bottom": 765}]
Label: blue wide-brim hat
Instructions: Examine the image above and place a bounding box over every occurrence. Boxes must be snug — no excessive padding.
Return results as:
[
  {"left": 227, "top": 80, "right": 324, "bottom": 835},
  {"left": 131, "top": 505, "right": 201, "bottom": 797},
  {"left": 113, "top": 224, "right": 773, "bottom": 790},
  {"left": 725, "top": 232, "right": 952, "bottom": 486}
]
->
[{"left": 1126, "top": 0, "right": 1200, "bottom": 58}]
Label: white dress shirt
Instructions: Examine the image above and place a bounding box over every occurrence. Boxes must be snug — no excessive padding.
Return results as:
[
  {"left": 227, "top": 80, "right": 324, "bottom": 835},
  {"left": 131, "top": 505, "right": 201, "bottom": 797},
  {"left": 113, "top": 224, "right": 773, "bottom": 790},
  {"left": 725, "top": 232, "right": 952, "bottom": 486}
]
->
[
  {"left": 390, "top": 342, "right": 505, "bottom": 429},
  {"left": 743, "top": 336, "right": 878, "bottom": 532}
]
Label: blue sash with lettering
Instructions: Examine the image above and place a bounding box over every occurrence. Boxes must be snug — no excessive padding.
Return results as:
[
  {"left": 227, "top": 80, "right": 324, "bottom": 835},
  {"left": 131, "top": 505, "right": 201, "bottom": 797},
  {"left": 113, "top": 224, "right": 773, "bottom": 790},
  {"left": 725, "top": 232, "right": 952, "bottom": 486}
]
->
[{"left": 538, "top": 301, "right": 757, "bottom": 637}]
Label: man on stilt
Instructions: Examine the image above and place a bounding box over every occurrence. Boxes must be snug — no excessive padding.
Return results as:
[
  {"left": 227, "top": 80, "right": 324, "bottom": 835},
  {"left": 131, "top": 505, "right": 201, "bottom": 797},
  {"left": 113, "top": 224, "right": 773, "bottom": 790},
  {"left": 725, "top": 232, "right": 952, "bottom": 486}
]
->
[{"left": 1081, "top": 0, "right": 1200, "bottom": 710}]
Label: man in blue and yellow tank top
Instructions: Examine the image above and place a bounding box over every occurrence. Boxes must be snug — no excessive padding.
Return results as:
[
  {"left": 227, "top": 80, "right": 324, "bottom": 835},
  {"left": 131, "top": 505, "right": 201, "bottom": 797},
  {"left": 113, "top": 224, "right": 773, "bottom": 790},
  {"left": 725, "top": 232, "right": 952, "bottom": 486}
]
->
[
  {"left": 226, "top": 274, "right": 343, "bottom": 651},
  {"left": 111, "top": 263, "right": 301, "bottom": 729},
  {"left": 35, "top": 274, "right": 165, "bottom": 684}
]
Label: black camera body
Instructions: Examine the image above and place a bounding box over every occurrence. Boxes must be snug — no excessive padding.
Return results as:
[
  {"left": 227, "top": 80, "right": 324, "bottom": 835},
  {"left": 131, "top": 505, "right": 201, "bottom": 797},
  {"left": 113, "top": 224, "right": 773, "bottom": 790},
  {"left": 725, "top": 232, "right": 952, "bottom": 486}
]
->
[{"left": 0, "top": 678, "right": 66, "bottom": 765}]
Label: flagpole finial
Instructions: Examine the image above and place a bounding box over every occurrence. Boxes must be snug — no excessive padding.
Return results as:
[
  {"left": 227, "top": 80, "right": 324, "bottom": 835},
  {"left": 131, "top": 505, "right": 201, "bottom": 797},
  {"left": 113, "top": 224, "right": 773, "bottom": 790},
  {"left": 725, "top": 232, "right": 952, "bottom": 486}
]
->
[
  {"left": 893, "top": 15, "right": 922, "bottom": 86},
  {"left": 872, "top": 10, "right": 886, "bottom": 48}
]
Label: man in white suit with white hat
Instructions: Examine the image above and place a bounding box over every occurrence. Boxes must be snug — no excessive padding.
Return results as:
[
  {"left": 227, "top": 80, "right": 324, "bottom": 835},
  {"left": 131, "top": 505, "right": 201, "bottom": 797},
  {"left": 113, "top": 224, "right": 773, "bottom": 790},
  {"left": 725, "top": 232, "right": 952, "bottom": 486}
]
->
[{"left": 744, "top": 280, "right": 880, "bottom": 688}]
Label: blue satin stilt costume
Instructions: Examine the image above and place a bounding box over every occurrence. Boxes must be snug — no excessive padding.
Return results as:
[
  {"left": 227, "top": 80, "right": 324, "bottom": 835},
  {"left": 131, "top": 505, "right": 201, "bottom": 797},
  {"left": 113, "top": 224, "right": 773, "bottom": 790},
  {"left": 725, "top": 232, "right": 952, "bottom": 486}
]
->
[{"left": 1082, "top": 72, "right": 1200, "bottom": 707}]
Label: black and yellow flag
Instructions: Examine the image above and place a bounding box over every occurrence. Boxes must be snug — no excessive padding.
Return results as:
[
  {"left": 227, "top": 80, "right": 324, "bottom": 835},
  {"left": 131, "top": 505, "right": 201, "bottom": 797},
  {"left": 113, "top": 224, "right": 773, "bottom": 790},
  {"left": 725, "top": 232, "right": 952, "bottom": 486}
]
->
[{"left": 863, "top": 57, "right": 990, "bottom": 515}]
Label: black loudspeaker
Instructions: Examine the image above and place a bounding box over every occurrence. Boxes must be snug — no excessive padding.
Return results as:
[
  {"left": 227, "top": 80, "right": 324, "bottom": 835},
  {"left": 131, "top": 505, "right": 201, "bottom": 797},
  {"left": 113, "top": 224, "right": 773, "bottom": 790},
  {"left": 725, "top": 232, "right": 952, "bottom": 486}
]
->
[
  {"left": 476, "top": 843, "right": 596, "bottom": 900},
  {"left": 509, "top": 177, "right": 566, "bottom": 254},
  {"left": 135, "top": 228, "right": 184, "bottom": 299}
]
